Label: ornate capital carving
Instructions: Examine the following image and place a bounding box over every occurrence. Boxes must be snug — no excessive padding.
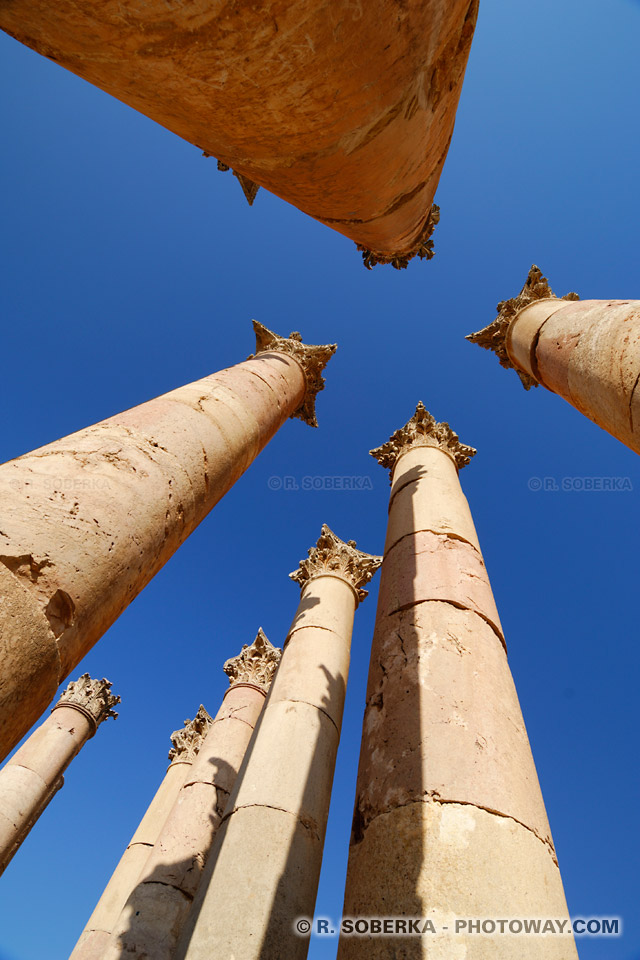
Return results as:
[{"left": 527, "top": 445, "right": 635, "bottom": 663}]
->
[
  {"left": 466, "top": 265, "right": 580, "bottom": 390},
  {"left": 54, "top": 673, "right": 120, "bottom": 733},
  {"left": 168, "top": 705, "right": 213, "bottom": 764},
  {"left": 250, "top": 321, "right": 337, "bottom": 428},
  {"left": 356, "top": 204, "right": 440, "bottom": 270},
  {"left": 215, "top": 159, "right": 260, "bottom": 206},
  {"left": 223, "top": 628, "right": 282, "bottom": 692},
  {"left": 371, "top": 402, "right": 476, "bottom": 478},
  {"left": 290, "top": 524, "right": 382, "bottom": 603}
]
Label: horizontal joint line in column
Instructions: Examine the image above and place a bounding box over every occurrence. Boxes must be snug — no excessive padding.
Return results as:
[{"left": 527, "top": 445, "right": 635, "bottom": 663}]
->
[
  {"left": 388, "top": 598, "right": 506, "bottom": 653},
  {"left": 222, "top": 802, "right": 320, "bottom": 841},
  {"left": 272, "top": 696, "right": 339, "bottom": 734},
  {"left": 384, "top": 528, "right": 482, "bottom": 558}
]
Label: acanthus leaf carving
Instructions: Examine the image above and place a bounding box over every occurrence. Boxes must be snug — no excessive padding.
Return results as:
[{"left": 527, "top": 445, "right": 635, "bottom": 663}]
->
[
  {"left": 54, "top": 673, "right": 120, "bottom": 732},
  {"left": 223, "top": 628, "right": 282, "bottom": 691},
  {"left": 289, "top": 524, "right": 382, "bottom": 603},
  {"left": 370, "top": 402, "right": 476, "bottom": 478},
  {"left": 357, "top": 204, "right": 440, "bottom": 270},
  {"left": 249, "top": 321, "right": 337, "bottom": 428},
  {"left": 168, "top": 705, "right": 213, "bottom": 764},
  {"left": 466, "top": 264, "right": 580, "bottom": 390}
]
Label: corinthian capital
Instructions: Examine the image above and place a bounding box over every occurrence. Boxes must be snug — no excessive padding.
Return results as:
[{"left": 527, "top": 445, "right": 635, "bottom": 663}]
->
[
  {"left": 466, "top": 265, "right": 580, "bottom": 389},
  {"left": 290, "top": 524, "right": 382, "bottom": 603},
  {"left": 250, "top": 321, "right": 337, "bottom": 428},
  {"left": 223, "top": 628, "right": 282, "bottom": 692},
  {"left": 168, "top": 705, "right": 213, "bottom": 764},
  {"left": 54, "top": 673, "right": 120, "bottom": 733},
  {"left": 370, "top": 402, "right": 476, "bottom": 477}
]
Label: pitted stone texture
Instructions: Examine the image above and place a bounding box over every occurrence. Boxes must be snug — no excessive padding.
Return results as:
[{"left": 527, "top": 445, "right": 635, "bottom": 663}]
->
[
  {"left": 386, "top": 445, "right": 481, "bottom": 553},
  {"left": 354, "top": 602, "right": 552, "bottom": 848},
  {"left": 0, "top": 0, "right": 478, "bottom": 259},
  {"left": 340, "top": 802, "right": 577, "bottom": 960},
  {"left": 0, "top": 564, "right": 61, "bottom": 758},
  {"left": 377, "top": 531, "right": 503, "bottom": 642},
  {"left": 0, "top": 337, "right": 309, "bottom": 759},
  {"left": 533, "top": 299, "right": 640, "bottom": 453}
]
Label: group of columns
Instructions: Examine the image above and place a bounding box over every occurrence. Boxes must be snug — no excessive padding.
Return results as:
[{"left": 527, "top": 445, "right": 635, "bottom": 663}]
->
[{"left": 0, "top": 276, "right": 637, "bottom": 957}]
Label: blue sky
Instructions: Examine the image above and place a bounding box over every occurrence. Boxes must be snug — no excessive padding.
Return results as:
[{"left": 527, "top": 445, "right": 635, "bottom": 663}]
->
[{"left": 1, "top": 1, "right": 639, "bottom": 957}]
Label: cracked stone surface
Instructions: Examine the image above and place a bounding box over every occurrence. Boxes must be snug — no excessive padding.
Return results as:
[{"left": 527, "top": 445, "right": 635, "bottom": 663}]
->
[
  {"left": 0, "top": 325, "right": 318, "bottom": 760},
  {"left": 339, "top": 442, "right": 576, "bottom": 958},
  {"left": 0, "top": 0, "right": 478, "bottom": 260}
]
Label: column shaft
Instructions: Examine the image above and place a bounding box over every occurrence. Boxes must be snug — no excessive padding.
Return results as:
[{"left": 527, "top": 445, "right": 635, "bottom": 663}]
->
[
  {"left": 69, "top": 761, "right": 192, "bottom": 960},
  {"left": 177, "top": 529, "right": 380, "bottom": 960},
  {"left": 105, "top": 684, "right": 267, "bottom": 960},
  {"left": 0, "top": 676, "right": 118, "bottom": 875},
  {"left": 508, "top": 297, "right": 640, "bottom": 452},
  {"left": 0, "top": 324, "right": 335, "bottom": 760},
  {"left": 339, "top": 407, "right": 577, "bottom": 959}
]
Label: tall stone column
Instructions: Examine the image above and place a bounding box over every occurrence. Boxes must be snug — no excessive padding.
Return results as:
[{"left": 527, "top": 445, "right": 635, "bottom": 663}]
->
[
  {"left": 0, "top": 322, "right": 336, "bottom": 761},
  {"left": 338, "top": 404, "right": 577, "bottom": 959},
  {"left": 104, "top": 629, "right": 281, "bottom": 960},
  {"left": 70, "top": 706, "right": 213, "bottom": 960},
  {"left": 177, "top": 526, "right": 382, "bottom": 960},
  {"left": 0, "top": 674, "right": 119, "bottom": 875},
  {"left": 467, "top": 265, "right": 640, "bottom": 453}
]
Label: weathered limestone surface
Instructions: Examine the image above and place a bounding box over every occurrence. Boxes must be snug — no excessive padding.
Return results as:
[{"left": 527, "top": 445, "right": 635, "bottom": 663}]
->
[
  {"left": 0, "top": 675, "right": 118, "bottom": 876},
  {"left": 70, "top": 707, "right": 213, "bottom": 960},
  {"left": 468, "top": 266, "right": 640, "bottom": 453},
  {"left": 0, "top": 0, "right": 478, "bottom": 263},
  {"left": 338, "top": 406, "right": 577, "bottom": 959},
  {"left": 105, "top": 630, "right": 280, "bottom": 960},
  {"left": 0, "top": 323, "right": 335, "bottom": 760},
  {"left": 176, "top": 528, "right": 381, "bottom": 960}
]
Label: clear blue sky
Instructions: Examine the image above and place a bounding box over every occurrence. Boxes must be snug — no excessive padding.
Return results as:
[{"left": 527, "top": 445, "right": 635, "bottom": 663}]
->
[{"left": 1, "top": 1, "right": 639, "bottom": 958}]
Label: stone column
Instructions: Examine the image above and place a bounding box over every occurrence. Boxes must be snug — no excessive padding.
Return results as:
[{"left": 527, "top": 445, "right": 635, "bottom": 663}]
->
[
  {"left": 0, "top": 674, "right": 119, "bottom": 875},
  {"left": 0, "top": 323, "right": 336, "bottom": 761},
  {"left": 104, "top": 629, "right": 281, "bottom": 960},
  {"left": 70, "top": 706, "right": 213, "bottom": 960},
  {"left": 467, "top": 265, "right": 640, "bottom": 453},
  {"left": 338, "top": 404, "right": 577, "bottom": 960},
  {"left": 177, "top": 526, "right": 382, "bottom": 960}
]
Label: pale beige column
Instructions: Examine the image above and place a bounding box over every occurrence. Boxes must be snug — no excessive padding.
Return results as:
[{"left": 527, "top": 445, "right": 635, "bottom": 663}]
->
[
  {"left": 105, "top": 629, "right": 281, "bottom": 960},
  {"left": 338, "top": 404, "right": 578, "bottom": 960},
  {"left": 0, "top": 674, "right": 119, "bottom": 875},
  {"left": 0, "top": 323, "right": 336, "bottom": 761},
  {"left": 176, "top": 527, "right": 382, "bottom": 960},
  {"left": 70, "top": 706, "right": 214, "bottom": 960},
  {"left": 467, "top": 265, "right": 640, "bottom": 453}
]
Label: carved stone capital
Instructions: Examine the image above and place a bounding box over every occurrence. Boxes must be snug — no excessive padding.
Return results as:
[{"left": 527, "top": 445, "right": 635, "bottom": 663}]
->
[
  {"left": 250, "top": 321, "right": 337, "bottom": 428},
  {"left": 289, "top": 524, "right": 382, "bottom": 603},
  {"left": 466, "top": 265, "right": 580, "bottom": 390},
  {"left": 356, "top": 204, "right": 440, "bottom": 270},
  {"left": 168, "top": 705, "right": 213, "bottom": 764},
  {"left": 223, "top": 628, "right": 282, "bottom": 692},
  {"left": 371, "top": 402, "right": 476, "bottom": 478},
  {"left": 54, "top": 673, "right": 120, "bottom": 733},
  {"left": 215, "top": 159, "right": 260, "bottom": 206}
]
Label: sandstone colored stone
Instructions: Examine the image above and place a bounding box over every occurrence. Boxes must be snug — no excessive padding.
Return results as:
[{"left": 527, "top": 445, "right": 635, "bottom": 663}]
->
[
  {"left": 339, "top": 406, "right": 576, "bottom": 958},
  {"left": 177, "top": 529, "right": 381, "bottom": 960},
  {"left": 0, "top": 0, "right": 478, "bottom": 261},
  {"left": 340, "top": 801, "right": 578, "bottom": 960},
  {"left": 0, "top": 679, "right": 117, "bottom": 875},
  {"left": 0, "top": 325, "right": 335, "bottom": 761},
  {"left": 70, "top": 713, "right": 210, "bottom": 959}
]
